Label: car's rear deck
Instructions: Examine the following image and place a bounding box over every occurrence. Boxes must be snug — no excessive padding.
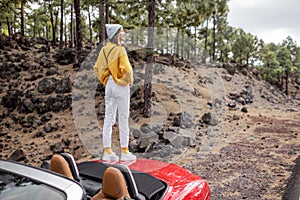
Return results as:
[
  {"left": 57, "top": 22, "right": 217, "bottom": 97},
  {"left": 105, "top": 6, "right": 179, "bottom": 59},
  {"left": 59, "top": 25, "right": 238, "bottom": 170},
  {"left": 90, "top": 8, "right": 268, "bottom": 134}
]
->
[{"left": 78, "top": 161, "right": 168, "bottom": 200}]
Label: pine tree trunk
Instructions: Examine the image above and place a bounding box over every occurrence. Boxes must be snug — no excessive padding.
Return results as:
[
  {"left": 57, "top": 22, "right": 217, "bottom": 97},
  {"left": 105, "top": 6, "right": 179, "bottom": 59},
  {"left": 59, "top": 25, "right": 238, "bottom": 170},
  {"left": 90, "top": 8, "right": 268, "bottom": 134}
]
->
[
  {"left": 99, "top": 0, "right": 105, "bottom": 43},
  {"left": 55, "top": 11, "right": 59, "bottom": 42},
  {"left": 175, "top": 28, "right": 179, "bottom": 56},
  {"left": 285, "top": 69, "right": 289, "bottom": 96},
  {"left": 203, "top": 17, "right": 209, "bottom": 63},
  {"left": 194, "top": 26, "right": 197, "bottom": 59},
  {"left": 21, "top": 0, "right": 25, "bottom": 36},
  {"left": 181, "top": 30, "right": 184, "bottom": 59},
  {"left": 49, "top": 4, "right": 56, "bottom": 45},
  {"left": 74, "top": 0, "right": 82, "bottom": 64},
  {"left": 144, "top": 0, "right": 155, "bottom": 118},
  {"left": 33, "top": 16, "right": 36, "bottom": 37},
  {"left": 64, "top": 16, "right": 67, "bottom": 47},
  {"left": 166, "top": 28, "right": 169, "bottom": 54},
  {"left": 69, "top": 4, "right": 73, "bottom": 48},
  {"left": 88, "top": 6, "right": 92, "bottom": 43},
  {"left": 13, "top": 11, "right": 16, "bottom": 34},
  {"left": 59, "top": 0, "right": 64, "bottom": 49},
  {"left": 212, "top": 16, "right": 216, "bottom": 63}
]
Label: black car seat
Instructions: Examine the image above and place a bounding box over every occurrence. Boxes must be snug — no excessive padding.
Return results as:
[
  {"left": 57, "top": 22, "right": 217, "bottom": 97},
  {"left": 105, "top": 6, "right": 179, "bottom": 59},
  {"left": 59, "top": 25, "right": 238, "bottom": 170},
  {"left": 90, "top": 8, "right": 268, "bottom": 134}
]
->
[{"left": 91, "top": 167, "right": 131, "bottom": 200}]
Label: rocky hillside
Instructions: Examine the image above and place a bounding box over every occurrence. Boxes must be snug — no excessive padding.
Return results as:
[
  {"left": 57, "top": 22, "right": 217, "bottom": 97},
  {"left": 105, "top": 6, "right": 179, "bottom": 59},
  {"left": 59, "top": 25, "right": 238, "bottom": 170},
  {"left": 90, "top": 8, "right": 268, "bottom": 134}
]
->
[{"left": 0, "top": 34, "right": 299, "bottom": 199}]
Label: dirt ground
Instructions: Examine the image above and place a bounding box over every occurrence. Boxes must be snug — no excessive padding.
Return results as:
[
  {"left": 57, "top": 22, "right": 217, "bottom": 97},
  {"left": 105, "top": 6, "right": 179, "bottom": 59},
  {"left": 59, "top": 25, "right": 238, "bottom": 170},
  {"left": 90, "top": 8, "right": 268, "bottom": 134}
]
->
[
  {"left": 174, "top": 108, "right": 299, "bottom": 199},
  {"left": 149, "top": 63, "right": 300, "bottom": 200},
  {"left": 1, "top": 43, "right": 299, "bottom": 200}
]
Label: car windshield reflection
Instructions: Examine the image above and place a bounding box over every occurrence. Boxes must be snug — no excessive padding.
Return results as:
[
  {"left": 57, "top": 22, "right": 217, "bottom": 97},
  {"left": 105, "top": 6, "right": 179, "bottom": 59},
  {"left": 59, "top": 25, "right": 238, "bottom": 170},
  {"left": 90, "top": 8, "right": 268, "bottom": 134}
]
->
[{"left": 0, "top": 171, "right": 66, "bottom": 200}]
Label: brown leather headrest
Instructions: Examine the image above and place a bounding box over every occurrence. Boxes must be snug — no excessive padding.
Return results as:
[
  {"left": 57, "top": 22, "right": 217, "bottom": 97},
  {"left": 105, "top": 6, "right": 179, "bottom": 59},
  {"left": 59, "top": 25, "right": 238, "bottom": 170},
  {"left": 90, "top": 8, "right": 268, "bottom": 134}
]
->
[
  {"left": 102, "top": 167, "right": 130, "bottom": 199},
  {"left": 50, "top": 154, "right": 74, "bottom": 180}
]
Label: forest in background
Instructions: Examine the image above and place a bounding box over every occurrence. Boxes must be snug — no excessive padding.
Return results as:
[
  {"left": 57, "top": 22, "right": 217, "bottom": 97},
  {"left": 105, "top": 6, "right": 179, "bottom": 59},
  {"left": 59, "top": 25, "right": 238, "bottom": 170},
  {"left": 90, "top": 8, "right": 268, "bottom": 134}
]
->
[{"left": 0, "top": 0, "right": 299, "bottom": 99}]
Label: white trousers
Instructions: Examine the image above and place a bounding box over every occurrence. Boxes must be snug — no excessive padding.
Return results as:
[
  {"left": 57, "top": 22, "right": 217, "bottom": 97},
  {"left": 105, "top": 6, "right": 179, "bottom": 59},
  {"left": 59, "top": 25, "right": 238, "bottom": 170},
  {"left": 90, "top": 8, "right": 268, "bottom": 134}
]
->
[{"left": 103, "top": 76, "right": 130, "bottom": 149}]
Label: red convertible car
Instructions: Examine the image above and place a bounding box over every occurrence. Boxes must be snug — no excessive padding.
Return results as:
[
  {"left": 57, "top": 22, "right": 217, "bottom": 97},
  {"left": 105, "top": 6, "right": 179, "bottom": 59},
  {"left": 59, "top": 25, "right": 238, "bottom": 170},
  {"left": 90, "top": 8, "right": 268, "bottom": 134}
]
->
[{"left": 0, "top": 153, "right": 210, "bottom": 200}]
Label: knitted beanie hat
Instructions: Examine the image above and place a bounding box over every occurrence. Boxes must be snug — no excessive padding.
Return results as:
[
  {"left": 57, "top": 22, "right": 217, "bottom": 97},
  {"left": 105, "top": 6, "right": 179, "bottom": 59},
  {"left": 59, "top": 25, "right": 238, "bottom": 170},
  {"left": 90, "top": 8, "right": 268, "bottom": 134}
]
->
[{"left": 105, "top": 24, "right": 122, "bottom": 39}]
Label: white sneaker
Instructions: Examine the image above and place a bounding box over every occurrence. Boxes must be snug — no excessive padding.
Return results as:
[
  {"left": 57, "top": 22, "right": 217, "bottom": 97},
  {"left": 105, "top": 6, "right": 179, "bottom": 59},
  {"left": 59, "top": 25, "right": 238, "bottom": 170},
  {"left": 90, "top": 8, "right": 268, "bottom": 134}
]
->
[
  {"left": 102, "top": 151, "right": 119, "bottom": 161},
  {"left": 120, "top": 152, "right": 137, "bottom": 161}
]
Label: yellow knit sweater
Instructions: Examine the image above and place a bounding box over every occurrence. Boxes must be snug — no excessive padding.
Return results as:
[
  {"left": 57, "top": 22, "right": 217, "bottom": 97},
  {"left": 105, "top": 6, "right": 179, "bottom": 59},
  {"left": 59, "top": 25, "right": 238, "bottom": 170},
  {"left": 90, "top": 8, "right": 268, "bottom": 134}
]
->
[{"left": 93, "top": 42, "right": 133, "bottom": 86}]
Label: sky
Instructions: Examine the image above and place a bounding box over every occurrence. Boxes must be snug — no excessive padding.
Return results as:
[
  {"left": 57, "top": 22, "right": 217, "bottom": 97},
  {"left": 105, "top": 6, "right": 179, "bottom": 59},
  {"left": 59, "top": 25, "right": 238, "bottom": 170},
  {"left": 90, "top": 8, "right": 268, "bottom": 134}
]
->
[{"left": 227, "top": 0, "right": 300, "bottom": 45}]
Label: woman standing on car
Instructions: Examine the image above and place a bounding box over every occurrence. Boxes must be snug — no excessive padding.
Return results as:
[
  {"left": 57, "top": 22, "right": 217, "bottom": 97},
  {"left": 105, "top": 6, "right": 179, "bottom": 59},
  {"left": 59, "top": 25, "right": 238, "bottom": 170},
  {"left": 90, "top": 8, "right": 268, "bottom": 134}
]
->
[{"left": 93, "top": 24, "right": 136, "bottom": 161}]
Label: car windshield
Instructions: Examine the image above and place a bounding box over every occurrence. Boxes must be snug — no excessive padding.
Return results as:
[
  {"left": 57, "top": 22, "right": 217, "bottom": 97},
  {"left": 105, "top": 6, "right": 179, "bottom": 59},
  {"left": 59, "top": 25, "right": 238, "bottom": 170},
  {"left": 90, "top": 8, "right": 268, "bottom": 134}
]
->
[{"left": 0, "top": 171, "right": 66, "bottom": 200}]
